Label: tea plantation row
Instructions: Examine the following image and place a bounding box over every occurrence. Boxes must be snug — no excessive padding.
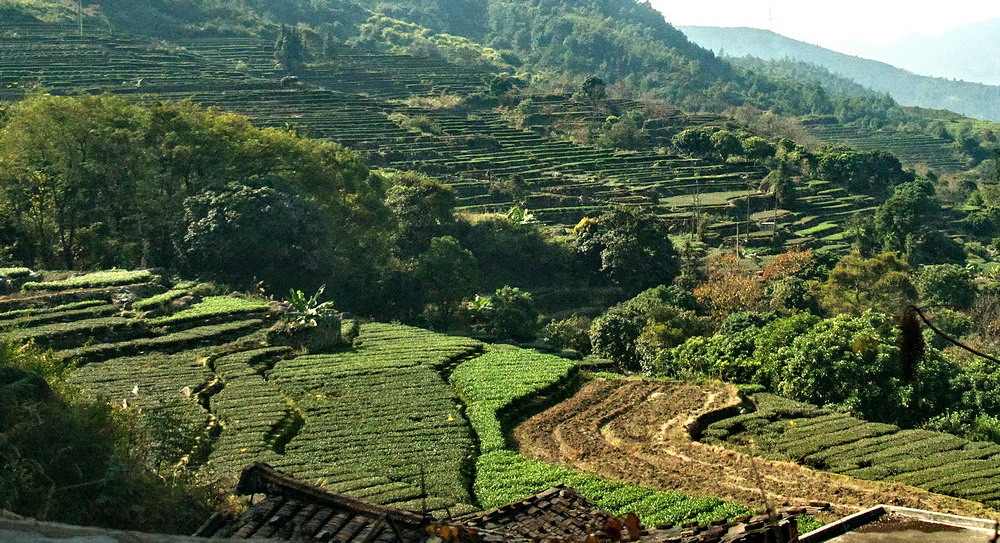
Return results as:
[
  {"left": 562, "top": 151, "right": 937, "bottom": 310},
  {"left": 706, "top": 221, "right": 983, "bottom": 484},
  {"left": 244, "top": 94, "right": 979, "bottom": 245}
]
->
[{"left": 702, "top": 393, "right": 1000, "bottom": 509}]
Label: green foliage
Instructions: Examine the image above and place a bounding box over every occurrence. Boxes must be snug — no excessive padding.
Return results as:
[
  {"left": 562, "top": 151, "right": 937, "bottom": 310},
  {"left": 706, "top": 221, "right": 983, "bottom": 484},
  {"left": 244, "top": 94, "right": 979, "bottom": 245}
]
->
[
  {"left": 283, "top": 286, "right": 337, "bottom": 327},
  {"left": 455, "top": 217, "right": 573, "bottom": 290},
  {"left": 709, "top": 130, "right": 741, "bottom": 159},
  {"left": 450, "top": 346, "right": 576, "bottom": 452},
  {"left": 575, "top": 207, "right": 680, "bottom": 296},
  {"left": 149, "top": 296, "right": 268, "bottom": 326},
  {"left": 0, "top": 267, "right": 31, "bottom": 279},
  {"left": 915, "top": 264, "right": 977, "bottom": 309},
  {"left": 131, "top": 282, "right": 210, "bottom": 312},
  {"left": 672, "top": 127, "right": 715, "bottom": 156},
  {"left": 540, "top": 315, "right": 592, "bottom": 354},
  {"left": 274, "top": 25, "right": 306, "bottom": 72},
  {"left": 595, "top": 112, "right": 648, "bottom": 151},
  {"left": 178, "top": 183, "right": 334, "bottom": 293},
  {"left": 0, "top": 340, "right": 216, "bottom": 533},
  {"left": 388, "top": 112, "right": 445, "bottom": 135},
  {"left": 21, "top": 270, "right": 154, "bottom": 291},
  {"left": 476, "top": 451, "right": 750, "bottom": 527},
  {"left": 774, "top": 312, "right": 905, "bottom": 421},
  {"left": 873, "top": 180, "right": 966, "bottom": 266},
  {"left": 466, "top": 286, "right": 539, "bottom": 342},
  {"left": 818, "top": 252, "right": 917, "bottom": 316},
  {"left": 590, "top": 286, "right": 711, "bottom": 373},
  {"left": 384, "top": 171, "right": 456, "bottom": 254},
  {"left": 740, "top": 135, "right": 776, "bottom": 162},
  {"left": 0, "top": 95, "right": 382, "bottom": 296},
  {"left": 350, "top": 14, "right": 510, "bottom": 72},
  {"left": 814, "top": 146, "right": 913, "bottom": 196},
  {"left": 660, "top": 309, "right": 967, "bottom": 425},
  {"left": 580, "top": 77, "right": 607, "bottom": 101},
  {"left": 415, "top": 236, "right": 480, "bottom": 324}
]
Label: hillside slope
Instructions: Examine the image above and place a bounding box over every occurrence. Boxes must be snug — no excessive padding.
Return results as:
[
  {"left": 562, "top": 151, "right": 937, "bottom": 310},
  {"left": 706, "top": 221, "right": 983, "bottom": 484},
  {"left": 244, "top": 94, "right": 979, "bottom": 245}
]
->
[{"left": 679, "top": 26, "right": 1000, "bottom": 122}]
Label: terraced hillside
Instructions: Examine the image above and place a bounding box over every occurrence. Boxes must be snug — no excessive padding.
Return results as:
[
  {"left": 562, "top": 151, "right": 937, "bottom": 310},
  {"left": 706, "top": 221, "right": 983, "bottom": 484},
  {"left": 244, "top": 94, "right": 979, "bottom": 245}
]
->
[
  {"left": 0, "top": 268, "right": 769, "bottom": 527},
  {"left": 805, "top": 123, "right": 968, "bottom": 173},
  {"left": 0, "top": 22, "right": 258, "bottom": 98},
  {"left": 514, "top": 378, "right": 1000, "bottom": 520},
  {"left": 0, "top": 270, "right": 480, "bottom": 516},
  {"left": 703, "top": 393, "right": 1000, "bottom": 511},
  {"left": 0, "top": 20, "right": 842, "bottom": 251}
]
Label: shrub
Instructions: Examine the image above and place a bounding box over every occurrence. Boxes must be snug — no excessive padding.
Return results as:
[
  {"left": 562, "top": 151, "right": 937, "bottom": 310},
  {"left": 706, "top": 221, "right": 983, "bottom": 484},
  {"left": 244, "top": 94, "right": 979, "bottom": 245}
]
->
[
  {"left": 541, "top": 315, "right": 592, "bottom": 354},
  {"left": 467, "top": 286, "right": 539, "bottom": 342}
]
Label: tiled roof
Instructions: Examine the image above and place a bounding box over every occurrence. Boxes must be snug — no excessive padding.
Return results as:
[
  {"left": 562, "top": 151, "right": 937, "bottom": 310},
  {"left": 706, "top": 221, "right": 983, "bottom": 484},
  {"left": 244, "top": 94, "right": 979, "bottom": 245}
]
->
[
  {"left": 194, "top": 463, "right": 431, "bottom": 542},
  {"left": 195, "top": 463, "right": 808, "bottom": 543},
  {"left": 454, "top": 485, "right": 626, "bottom": 540}
]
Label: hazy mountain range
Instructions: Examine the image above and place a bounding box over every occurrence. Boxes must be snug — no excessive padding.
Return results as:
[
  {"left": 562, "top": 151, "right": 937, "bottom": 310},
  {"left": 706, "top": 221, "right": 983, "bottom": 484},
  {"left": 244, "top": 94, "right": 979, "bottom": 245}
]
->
[
  {"left": 851, "top": 19, "right": 1000, "bottom": 86},
  {"left": 679, "top": 25, "right": 1000, "bottom": 122}
]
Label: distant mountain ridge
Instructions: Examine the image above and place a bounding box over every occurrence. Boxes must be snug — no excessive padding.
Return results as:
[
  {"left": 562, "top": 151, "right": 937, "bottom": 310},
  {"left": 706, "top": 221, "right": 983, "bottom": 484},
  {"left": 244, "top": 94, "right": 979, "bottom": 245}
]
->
[
  {"left": 679, "top": 25, "right": 1000, "bottom": 122},
  {"left": 854, "top": 19, "right": 1000, "bottom": 86}
]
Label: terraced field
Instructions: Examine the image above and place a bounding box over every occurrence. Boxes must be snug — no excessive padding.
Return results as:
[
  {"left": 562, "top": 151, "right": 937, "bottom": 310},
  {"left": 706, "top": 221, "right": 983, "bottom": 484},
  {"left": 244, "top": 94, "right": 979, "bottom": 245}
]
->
[
  {"left": 0, "top": 21, "right": 804, "bottom": 249},
  {"left": 449, "top": 348, "right": 752, "bottom": 527},
  {"left": 0, "top": 269, "right": 770, "bottom": 526},
  {"left": 703, "top": 393, "right": 1000, "bottom": 511},
  {"left": 0, "top": 20, "right": 981, "bottom": 253},
  {"left": 0, "top": 270, "right": 482, "bottom": 516},
  {"left": 514, "top": 378, "right": 1000, "bottom": 520},
  {"left": 806, "top": 123, "right": 968, "bottom": 173},
  {"left": 0, "top": 22, "right": 256, "bottom": 97}
]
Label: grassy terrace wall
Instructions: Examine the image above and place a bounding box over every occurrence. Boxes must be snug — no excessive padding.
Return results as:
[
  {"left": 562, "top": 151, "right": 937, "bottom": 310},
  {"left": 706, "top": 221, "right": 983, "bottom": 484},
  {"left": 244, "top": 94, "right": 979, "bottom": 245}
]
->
[{"left": 703, "top": 393, "right": 1000, "bottom": 509}]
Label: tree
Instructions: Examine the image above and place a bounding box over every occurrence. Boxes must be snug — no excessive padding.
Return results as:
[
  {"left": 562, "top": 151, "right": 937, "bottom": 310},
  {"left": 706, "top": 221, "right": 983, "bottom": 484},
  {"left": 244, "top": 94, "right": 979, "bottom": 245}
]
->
[
  {"left": 818, "top": 252, "right": 917, "bottom": 316},
  {"left": 814, "top": 146, "right": 913, "bottom": 196},
  {"left": 776, "top": 312, "right": 906, "bottom": 421},
  {"left": 575, "top": 207, "right": 680, "bottom": 295},
  {"left": 177, "top": 183, "right": 330, "bottom": 292},
  {"left": 580, "top": 76, "right": 607, "bottom": 101},
  {"left": 671, "top": 127, "right": 715, "bottom": 156},
  {"left": 541, "top": 315, "right": 592, "bottom": 354},
  {"left": 915, "top": 264, "right": 977, "bottom": 309},
  {"left": 414, "top": 236, "right": 479, "bottom": 325},
  {"left": 740, "top": 135, "right": 776, "bottom": 162},
  {"left": 384, "top": 171, "right": 456, "bottom": 254},
  {"left": 468, "top": 286, "right": 539, "bottom": 341},
  {"left": 275, "top": 25, "right": 305, "bottom": 73},
  {"left": 709, "top": 130, "right": 741, "bottom": 159},
  {"left": 874, "top": 180, "right": 966, "bottom": 265},
  {"left": 0, "top": 94, "right": 388, "bottom": 307},
  {"left": 595, "top": 112, "right": 648, "bottom": 150},
  {"left": 590, "top": 286, "right": 710, "bottom": 372}
]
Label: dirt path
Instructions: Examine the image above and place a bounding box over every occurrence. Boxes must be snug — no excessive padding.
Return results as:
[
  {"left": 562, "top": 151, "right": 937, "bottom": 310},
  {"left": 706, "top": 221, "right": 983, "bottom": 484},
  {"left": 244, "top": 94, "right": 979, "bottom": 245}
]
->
[{"left": 513, "top": 378, "right": 1000, "bottom": 522}]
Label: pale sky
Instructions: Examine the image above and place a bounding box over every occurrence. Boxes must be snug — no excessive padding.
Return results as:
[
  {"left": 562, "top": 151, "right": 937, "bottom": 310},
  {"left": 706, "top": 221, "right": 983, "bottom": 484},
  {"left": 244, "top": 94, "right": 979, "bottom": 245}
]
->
[{"left": 650, "top": 1, "right": 1000, "bottom": 53}]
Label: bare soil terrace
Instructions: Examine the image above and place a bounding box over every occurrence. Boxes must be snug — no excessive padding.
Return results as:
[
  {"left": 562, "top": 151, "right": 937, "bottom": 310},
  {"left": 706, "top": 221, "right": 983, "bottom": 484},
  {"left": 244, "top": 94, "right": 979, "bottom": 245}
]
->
[{"left": 513, "top": 378, "right": 1000, "bottom": 522}]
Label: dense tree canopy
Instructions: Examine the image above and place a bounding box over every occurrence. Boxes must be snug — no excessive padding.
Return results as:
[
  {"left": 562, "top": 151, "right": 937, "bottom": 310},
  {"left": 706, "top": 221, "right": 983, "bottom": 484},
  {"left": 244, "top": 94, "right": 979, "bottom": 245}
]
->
[{"left": 575, "top": 207, "right": 680, "bottom": 296}]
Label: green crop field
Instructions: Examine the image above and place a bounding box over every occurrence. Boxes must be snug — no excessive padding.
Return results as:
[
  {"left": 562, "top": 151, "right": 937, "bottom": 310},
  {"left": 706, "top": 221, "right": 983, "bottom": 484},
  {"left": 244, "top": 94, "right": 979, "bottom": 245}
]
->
[
  {"left": 805, "top": 124, "right": 968, "bottom": 173},
  {"left": 702, "top": 393, "right": 1000, "bottom": 509},
  {"left": 450, "top": 346, "right": 751, "bottom": 526},
  {"left": 0, "top": 268, "right": 761, "bottom": 525}
]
